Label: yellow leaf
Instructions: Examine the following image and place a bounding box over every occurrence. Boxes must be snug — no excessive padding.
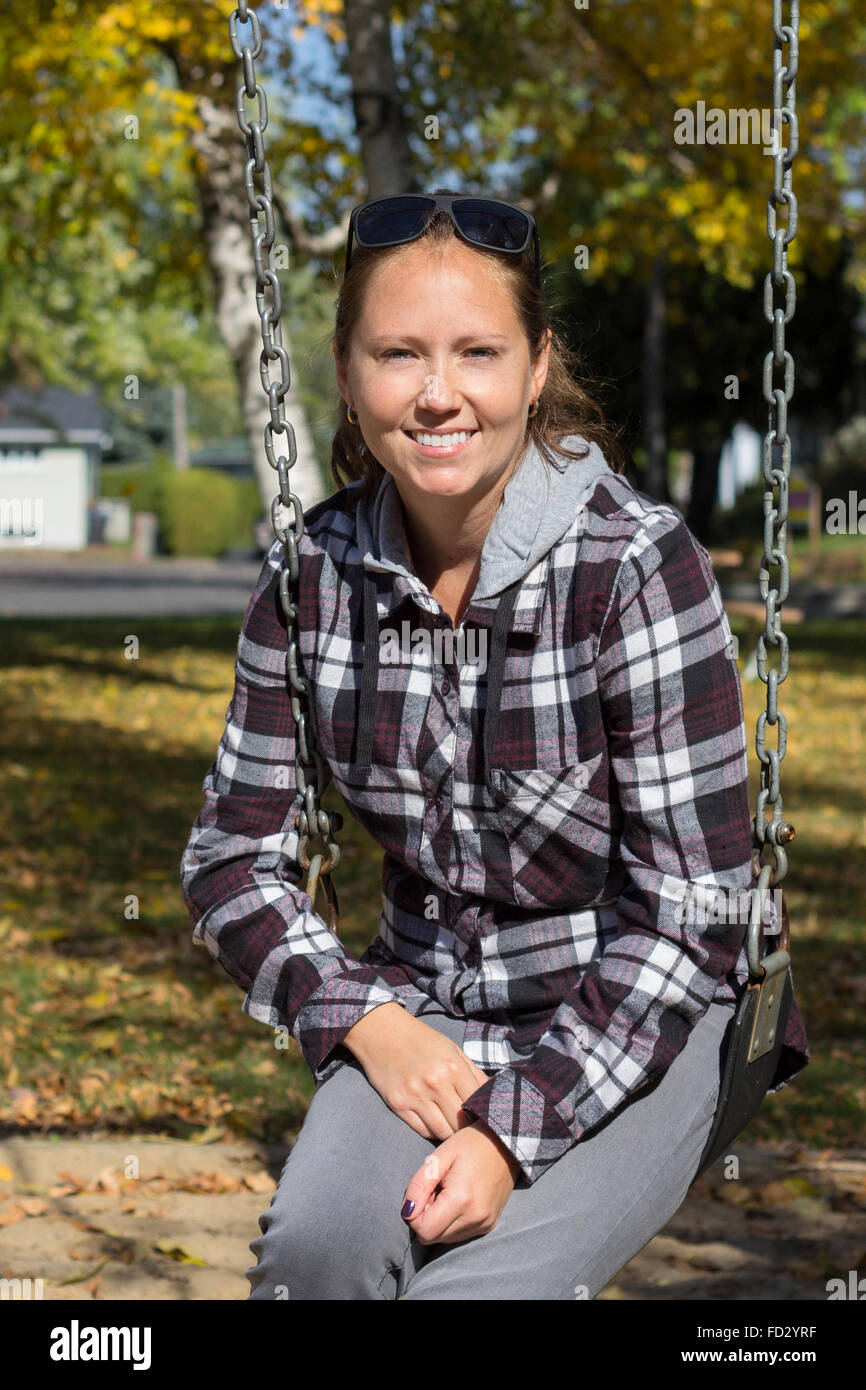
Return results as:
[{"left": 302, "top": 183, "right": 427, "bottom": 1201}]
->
[
  {"left": 0, "top": 1164, "right": 13, "bottom": 1182},
  {"left": 154, "top": 1239, "right": 207, "bottom": 1266},
  {"left": 83, "top": 991, "right": 109, "bottom": 1010}
]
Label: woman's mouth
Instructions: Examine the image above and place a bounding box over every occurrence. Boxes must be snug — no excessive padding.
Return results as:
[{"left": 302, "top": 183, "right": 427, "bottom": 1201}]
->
[{"left": 403, "top": 429, "right": 477, "bottom": 457}]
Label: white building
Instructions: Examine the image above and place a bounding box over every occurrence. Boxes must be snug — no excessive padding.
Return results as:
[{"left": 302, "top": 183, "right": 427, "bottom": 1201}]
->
[
  {"left": 0, "top": 386, "right": 112, "bottom": 550},
  {"left": 717, "top": 421, "right": 762, "bottom": 509}
]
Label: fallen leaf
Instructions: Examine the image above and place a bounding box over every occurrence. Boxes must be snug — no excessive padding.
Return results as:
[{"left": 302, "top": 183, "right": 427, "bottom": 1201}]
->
[
  {"left": 759, "top": 1180, "right": 798, "bottom": 1205},
  {"left": 0, "top": 1205, "right": 25, "bottom": 1227},
  {"left": 56, "top": 1171, "right": 87, "bottom": 1192},
  {"left": 189, "top": 1125, "right": 228, "bottom": 1144},
  {"left": 179, "top": 1171, "right": 241, "bottom": 1195},
  {"left": 243, "top": 1170, "right": 275, "bottom": 1194},
  {"left": 87, "top": 1166, "right": 120, "bottom": 1196},
  {"left": 154, "top": 1239, "right": 207, "bottom": 1267},
  {"left": 19, "top": 1197, "right": 49, "bottom": 1217},
  {"left": 782, "top": 1175, "right": 823, "bottom": 1199},
  {"left": 57, "top": 1261, "right": 109, "bottom": 1286},
  {"left": 0, "top": 1164, "right": 13, "bottom": 1183},
  {"left": 8, "top": 1089, "right": 38, "bottom": 1120}
]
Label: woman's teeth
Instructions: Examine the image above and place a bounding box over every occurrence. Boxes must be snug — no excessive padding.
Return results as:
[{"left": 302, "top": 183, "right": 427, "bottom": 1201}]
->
[{"left": 410, "top": 431, "right": 474, "bottom": 448}]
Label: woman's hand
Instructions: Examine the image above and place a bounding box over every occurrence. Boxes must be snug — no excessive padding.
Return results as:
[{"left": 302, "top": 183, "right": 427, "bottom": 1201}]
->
[
  {"left": 401, "top": 1121, "right": 523, "bottom": 1245},
  {"left": 341, "top": 1002, "right": 490, "bottom": 1140}
]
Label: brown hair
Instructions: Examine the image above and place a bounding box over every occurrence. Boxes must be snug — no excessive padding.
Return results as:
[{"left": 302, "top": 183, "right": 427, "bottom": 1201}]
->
[{"left": 330, "top": 188, "right": 627, "bottom": 497}]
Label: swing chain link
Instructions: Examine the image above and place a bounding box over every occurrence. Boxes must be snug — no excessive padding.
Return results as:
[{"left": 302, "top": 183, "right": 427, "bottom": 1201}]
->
[
  {"left": 228, "top": 2, "right": 341, "bottom": 929},
  {"left": 754, "top": 0, "right": 799, "bottom": 901}
]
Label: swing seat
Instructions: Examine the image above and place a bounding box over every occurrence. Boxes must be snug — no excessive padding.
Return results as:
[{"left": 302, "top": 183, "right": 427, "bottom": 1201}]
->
[{"left": 694, "top": 886, "right": 794, "bottom": 1177}]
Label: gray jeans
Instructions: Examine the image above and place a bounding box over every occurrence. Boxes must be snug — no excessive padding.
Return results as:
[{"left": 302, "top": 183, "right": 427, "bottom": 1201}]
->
[{"left": 246, "top": 995, "right": 736, "bottom": 1301}]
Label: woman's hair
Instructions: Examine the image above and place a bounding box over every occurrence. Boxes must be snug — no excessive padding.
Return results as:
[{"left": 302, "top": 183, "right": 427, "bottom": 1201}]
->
[{"left": 330, "top": 188, "right": 627, "bottom": 496}]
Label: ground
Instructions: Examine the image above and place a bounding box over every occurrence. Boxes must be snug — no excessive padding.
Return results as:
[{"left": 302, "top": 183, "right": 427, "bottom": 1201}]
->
[{"left": 1, "top": 1137, "right": 863, "bottom": 1301}]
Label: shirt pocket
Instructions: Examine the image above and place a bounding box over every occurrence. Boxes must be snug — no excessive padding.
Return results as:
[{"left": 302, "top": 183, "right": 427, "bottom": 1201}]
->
[{"left": 489, "top": 759, "right": 616, "bottom": 910}]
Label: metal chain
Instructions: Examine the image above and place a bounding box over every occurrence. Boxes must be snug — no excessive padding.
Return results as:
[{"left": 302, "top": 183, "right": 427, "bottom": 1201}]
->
[
  {"left": 748, "top": 0, "right": 799, "bottom": 974},
  {"left": 229, "top": 2, "right": 341, "bottom": 928}
]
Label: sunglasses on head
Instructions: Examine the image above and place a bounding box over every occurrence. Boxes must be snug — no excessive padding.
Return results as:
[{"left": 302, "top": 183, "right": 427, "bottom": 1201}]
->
[{"left": 344, "top": 193, "right": 542, "bottom": 286}]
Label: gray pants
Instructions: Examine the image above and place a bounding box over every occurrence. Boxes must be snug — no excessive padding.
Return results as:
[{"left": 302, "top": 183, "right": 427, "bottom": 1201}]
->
[{"left": 247, "top": 995, "right": 736, "bottom": 1300}]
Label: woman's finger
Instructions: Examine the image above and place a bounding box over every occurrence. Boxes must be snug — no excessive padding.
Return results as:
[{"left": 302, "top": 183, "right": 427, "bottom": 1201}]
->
[
  {"left": 409, "top": 1171, "right": 471, "bottom": 1246},
  {"left": 459, "top": 1053, "right": 492, "bottom": 1090},
  {"left": 403, "top": 1098, "right": 454, "bottom": 1143},
  {"left": 401, "top": 1146, "right": 459, "bottom": 1240}
]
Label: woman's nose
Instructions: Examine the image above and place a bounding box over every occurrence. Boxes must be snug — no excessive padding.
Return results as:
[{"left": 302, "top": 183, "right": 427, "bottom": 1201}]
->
[{"left": 418, "top": 370, "right": 458, "bottom": 409}]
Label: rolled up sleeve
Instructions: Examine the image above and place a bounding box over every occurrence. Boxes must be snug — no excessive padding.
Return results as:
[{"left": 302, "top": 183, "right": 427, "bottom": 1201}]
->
[{"left": 179, "top": 550, "right": 406, "bottom": 1084}]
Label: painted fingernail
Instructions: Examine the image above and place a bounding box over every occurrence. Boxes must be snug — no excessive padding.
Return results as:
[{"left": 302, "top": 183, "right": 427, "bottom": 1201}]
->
[{"left": 401, "top": 1199, "right": 415, "bottom": 1219}]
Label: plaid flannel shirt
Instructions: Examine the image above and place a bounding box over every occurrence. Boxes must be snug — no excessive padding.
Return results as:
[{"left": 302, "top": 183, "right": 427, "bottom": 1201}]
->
[{"left": 180, "top": 438, "right": 809, "bottom": 1187}]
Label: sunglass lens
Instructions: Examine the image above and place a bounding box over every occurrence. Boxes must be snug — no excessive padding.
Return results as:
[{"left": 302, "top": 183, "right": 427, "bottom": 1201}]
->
[
  {"left": 355, "top": 197, "right": 436, "bottom": 248},
  {"left": 452, "top": 199, "right": 531, "bottom": 252}
]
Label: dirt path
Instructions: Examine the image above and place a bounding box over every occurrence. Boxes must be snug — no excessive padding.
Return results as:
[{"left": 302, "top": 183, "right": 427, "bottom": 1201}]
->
[{"left": 1, "top": 1137, "right": 863, "bottom": 1300}]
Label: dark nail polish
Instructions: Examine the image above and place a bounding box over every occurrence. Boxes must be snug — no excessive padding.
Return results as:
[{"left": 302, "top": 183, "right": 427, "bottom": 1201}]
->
[{"left": 401, "top": 1198, "right": 415, "bottom": 1219}]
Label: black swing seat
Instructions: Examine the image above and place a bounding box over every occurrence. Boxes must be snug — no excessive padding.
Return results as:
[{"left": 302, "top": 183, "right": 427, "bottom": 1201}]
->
[{"left": 694, "top": 885, "right": 794, "bottom": 1177}]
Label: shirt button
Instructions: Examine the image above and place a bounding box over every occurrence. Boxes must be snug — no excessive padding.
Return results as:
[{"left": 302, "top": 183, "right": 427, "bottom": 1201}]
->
[{"left": 441, "top": 677, "right": 451, "bottom": 695}]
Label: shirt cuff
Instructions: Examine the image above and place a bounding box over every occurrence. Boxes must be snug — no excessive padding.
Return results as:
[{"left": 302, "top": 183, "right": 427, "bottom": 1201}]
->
[
  {"left": 290, "top": 969, "right": 408, "bottom": 1082},
  {"left": 460, "top": 1065, "right": 575, "bottom": 1187}
]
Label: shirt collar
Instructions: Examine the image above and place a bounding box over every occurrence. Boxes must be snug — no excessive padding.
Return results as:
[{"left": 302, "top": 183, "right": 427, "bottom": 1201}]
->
[{"left": 356, "top": 444, "right": 566, "bottom": 638}]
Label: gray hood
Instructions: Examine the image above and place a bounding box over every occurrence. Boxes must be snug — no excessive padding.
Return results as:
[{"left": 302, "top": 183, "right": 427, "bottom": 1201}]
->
[
  {"left": 358, "top": 431, "right": 613, "bottom": 598},
  {"left": 352, "top": 433, "right": 614, "bottom": 771}
]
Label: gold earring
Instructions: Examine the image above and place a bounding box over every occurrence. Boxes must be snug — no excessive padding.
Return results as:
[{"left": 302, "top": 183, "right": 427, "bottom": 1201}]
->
[
  {"left": 346, "top": 403, "right": 359, "bottom": 425},
  {"left": 527, "top": 398, "right": 540, "bottom": 418}
]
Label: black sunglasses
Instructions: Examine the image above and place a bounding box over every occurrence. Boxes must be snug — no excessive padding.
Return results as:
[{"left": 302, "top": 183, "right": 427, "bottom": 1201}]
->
[{"left": 344, "top": 193, "right": 541, "bottom": 285}]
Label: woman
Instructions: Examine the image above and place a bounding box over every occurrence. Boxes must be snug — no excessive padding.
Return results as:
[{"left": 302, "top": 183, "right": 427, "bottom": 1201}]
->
[{"left": 180, "top": 190, "right": 809, "bottom": 1300}]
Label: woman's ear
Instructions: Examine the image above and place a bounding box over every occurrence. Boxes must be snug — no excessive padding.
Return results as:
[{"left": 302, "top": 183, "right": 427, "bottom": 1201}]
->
[{"left": 530, "top": 327, "right": 552, "bottom": 401}]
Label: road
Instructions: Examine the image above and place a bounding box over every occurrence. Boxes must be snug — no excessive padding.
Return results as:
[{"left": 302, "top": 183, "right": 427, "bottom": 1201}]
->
[
  {"left": 0, "top": 553, "right": 264, "bottom": 619},
  {"left": 1, "top": 552, "right": 866, "bottom": 620}
]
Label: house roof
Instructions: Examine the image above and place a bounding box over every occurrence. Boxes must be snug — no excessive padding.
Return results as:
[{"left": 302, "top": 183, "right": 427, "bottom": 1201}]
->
[{"left": 0, "top": 385, "right": 112, "bottom": 448}]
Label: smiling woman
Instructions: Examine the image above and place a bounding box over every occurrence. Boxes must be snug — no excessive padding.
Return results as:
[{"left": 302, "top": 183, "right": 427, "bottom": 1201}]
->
[
  {"left": 330, "top": 187, "right": 624, "bottom": 493},
  {"left": 180, "top": 186, "right": 809, "bottom": 1302},
  {"left": 328, "top": 189, "right": 625, "bottom": 623}
]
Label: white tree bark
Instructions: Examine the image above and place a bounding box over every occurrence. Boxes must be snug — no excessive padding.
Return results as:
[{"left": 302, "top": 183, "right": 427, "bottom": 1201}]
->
[{"left": 188, "top": 92, "right": 329, "bottom": 516}]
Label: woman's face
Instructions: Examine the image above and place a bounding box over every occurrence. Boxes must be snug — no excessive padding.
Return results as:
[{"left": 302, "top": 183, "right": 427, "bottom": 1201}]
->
[{"left": 333, "top": 238, "right": 550, "bottom": 510}]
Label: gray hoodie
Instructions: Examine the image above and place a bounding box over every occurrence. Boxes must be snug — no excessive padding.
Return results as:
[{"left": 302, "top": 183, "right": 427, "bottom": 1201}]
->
[{"left": 352, "top": 432, "right": 615, "bottom": 771}]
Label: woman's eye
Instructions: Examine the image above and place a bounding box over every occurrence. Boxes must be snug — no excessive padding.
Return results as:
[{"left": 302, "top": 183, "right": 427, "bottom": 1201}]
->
[{"left": 382, "top": 347, "right": 496, "bottom": 360}]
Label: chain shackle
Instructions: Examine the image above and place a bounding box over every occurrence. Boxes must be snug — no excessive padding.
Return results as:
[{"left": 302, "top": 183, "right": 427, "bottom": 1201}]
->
[
  {"left": 753, "top": 0, "right": 799, "bottom": 899},
  {"left": 228, "top": 4, "right": 340, "bottom": 929}
]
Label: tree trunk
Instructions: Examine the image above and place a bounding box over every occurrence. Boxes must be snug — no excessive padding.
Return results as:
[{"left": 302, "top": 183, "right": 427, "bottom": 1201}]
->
[
  {"left": 186, "top": 91, "right": 328, "bottom": 519},
  {"left": 686, "top": 435, "right": 723, "bottom": 544},
  {"left": 342, "top": 0, "right": 419, "bottom": 197},
  {"left": 642, "top": 250, "right": 669, "bottom": 504},
  {"left": 166, "top": 0, "right": 419, "bottom": 520}
]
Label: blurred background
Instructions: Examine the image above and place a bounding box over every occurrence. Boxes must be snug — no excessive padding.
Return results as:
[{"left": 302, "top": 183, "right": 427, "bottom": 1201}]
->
[{"left": 0, "top": 0, "right": 864, "bottom": 1301}]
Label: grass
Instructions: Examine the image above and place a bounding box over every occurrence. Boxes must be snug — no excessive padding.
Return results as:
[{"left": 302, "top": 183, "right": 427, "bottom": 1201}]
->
[
  {"left": 725, "top": 529, "right": 866, "bottom": 585},
  {"left": 0, "top": 613, "right": 863, "bottom": 1150}
]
